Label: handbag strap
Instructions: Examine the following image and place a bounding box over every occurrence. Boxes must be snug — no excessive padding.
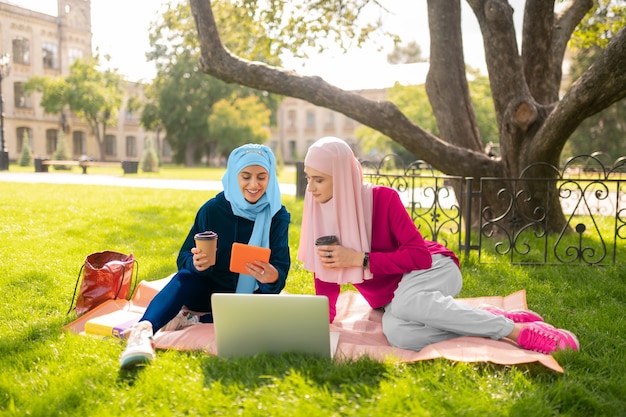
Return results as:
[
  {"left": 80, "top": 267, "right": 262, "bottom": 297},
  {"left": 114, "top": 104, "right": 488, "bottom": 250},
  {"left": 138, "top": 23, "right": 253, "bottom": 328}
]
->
[
  {"left": 113, "top": 259, "right": 139, "bottom": 300},
  {"left": 67, "top": 263, "right": 86, "bottom": 315}
]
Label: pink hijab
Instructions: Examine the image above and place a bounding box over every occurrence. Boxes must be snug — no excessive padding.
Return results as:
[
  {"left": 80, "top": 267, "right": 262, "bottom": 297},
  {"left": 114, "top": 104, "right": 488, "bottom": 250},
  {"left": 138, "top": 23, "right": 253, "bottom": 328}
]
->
[{"left": 297, "top": 137, "right": 373, "bottom": 284}]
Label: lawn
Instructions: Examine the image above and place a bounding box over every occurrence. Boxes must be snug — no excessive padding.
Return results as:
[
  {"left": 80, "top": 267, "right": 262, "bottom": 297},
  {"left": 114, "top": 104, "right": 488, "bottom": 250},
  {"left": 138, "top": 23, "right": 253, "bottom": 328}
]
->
[{"left": 0, "top": 171, "right": 624, "bottom": 416}]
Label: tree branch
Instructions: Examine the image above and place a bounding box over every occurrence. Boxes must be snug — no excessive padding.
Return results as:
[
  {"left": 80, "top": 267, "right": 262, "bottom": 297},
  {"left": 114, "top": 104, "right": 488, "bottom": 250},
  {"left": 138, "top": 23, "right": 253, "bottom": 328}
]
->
[
  {"left": 189, "top": 0, "right": 499, "bottom": 176},
  {"left": 522, "top": 0, "right": 557, "bottom": 103},
  {"left": 549, "top": 0, "right": 594, "bottom": 97},
  {"left": 426, "top": 0, "right": 483, "bottom": 152},
  {"left": 534, "top": 25, "right": 626, "bottom": 158},
  {"left": 467, "top": 0, "right": 531, "bottom": 113}
]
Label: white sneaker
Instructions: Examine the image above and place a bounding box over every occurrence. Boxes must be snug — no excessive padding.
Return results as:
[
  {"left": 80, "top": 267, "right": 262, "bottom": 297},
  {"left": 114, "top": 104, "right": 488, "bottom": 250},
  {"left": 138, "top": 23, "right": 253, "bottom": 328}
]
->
[
  {"left": 162, "top": 310, "right": 199, "bottom": 332},
  {"left": 120, "top": 321, "right": 155, "bottom": 369}
]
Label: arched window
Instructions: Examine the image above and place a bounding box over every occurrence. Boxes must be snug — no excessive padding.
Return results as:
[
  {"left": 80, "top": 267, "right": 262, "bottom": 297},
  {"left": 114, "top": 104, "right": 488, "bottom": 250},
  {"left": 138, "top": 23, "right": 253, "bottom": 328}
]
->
[
  {"left": 45, "top": 129, "right": 58, "bottom": 155},
  {"left": 72, "top": 131, "right": 86, "bottom": 156},
  {"left": 126, "top": 136, "right": 137, "bottom": 157},
  {"left": 105, "top": 135, "right": 117, "bottom": 157},
  {"left": 16, "top": 127, "right": 33, "bottom": 153}
]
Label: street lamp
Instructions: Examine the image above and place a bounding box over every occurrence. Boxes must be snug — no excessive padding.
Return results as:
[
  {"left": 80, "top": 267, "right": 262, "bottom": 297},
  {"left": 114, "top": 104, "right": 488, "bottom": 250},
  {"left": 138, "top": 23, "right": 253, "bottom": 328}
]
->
[{"left": 0, "top": 53, "right": 10, "bottom": 171}]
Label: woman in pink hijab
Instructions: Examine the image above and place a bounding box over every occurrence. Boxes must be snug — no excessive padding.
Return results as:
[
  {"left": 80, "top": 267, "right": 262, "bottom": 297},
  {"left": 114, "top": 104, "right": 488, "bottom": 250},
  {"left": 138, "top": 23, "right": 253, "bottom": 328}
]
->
[{"left": 298, "top": 137, "right": 579, "bottom": 355}]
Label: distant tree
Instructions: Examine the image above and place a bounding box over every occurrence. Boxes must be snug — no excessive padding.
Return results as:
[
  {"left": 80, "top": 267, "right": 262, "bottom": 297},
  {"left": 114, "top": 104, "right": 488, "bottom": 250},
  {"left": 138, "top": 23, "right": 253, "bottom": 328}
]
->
[
  {"left": 18, "top": 131, "right": 32, "bottom": 167},
  {"left": 139, "top": 100, "right": 164, "bottom": 161},
  {"left": 208, "top": 96, "right": 271, "bottom": 155},
  {"left": 141, "top": 137, "right": 160, "bottom": 173},
  {"left": 357, "top": 70, "right": 496, "bottom": 161},
  {"left": 356, "top": 82, "right": 437, "bottom": 161},
  {"left": 148, "top": 51, "right": 236, "bottom": 165},
  {"left": 25, "top": 56, "right": 124, "bottom": 161},
  {"left": 53, "top": 131, "right": 71, "bottom": 170},
  {"left": 144, "top": 1, "right": 280, "bottom": 166},
  {"left": 563, "top": 45, "right": 626, "bottom": 163},
  {"left": 387, "top": 41, "right": 426, "bottom": 64}
]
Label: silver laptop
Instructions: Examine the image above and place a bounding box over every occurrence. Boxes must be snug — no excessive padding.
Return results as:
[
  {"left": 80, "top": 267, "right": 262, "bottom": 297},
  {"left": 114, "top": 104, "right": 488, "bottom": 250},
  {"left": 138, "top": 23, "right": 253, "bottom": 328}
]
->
[{"left": 211, "top": 293, "right": 339, "bottom": 358}]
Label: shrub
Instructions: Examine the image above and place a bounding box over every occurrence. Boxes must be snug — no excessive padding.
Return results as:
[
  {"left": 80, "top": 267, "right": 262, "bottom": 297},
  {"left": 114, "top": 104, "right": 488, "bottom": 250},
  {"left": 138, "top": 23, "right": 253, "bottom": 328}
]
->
[
  {"left": 141, "top": 137, "right": 160, "bottom": 172},
  {"left": 53, "top": 132, "right": 71, "bottom": 170},
  {"left": 19, "top": 136, "right": 33, "bottom": 167}
]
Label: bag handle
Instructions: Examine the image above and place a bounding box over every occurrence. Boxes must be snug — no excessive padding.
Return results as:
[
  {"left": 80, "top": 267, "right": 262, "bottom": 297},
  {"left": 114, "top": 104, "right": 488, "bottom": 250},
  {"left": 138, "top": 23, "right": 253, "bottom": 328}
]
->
[
  {"left": 67, "top": 263, "right": 86, "bottom": 315},
  {"left": 113, "top": 259, "right": 139, "bottom": 300}
]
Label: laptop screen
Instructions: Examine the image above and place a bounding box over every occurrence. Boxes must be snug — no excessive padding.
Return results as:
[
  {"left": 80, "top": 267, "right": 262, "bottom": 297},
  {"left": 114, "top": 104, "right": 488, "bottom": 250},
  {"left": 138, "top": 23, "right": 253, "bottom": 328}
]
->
[{"left": 211, "top": 293, "right": 336, "bottom": 358}]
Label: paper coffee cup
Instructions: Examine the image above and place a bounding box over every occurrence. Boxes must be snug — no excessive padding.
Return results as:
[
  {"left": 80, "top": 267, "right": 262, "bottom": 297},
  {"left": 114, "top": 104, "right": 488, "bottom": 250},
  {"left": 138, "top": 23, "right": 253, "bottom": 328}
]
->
[
  {"left": 194, "top": 231, "right": 218, "bottom": 267},
  {"left": 315, "top": 235, "right": 339, "bottom": 246}
]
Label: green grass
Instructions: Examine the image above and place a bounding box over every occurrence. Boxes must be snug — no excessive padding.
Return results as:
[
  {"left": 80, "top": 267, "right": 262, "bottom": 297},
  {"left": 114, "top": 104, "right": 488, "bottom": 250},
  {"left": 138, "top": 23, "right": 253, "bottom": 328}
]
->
[{"left": 1, "top": 177, "right": 625, "bottom": 416}]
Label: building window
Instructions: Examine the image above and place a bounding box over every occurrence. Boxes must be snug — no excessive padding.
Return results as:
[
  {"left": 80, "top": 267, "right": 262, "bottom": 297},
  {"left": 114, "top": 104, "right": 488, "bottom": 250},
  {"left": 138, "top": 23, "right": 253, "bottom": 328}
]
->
[
  {"left": 287, "top": 110, "right": 296, "bottom": 128},
  {"left": 42, "top": 43, "right": 59, "bottom": 69},
  {"left": 325, "top": 111, "right": 335, "bottom": 127},
  {"left": 14, "top": 82, "right": 32, "bottom": 108},
  {"left": 126, "top": 136, "right": 137, "bottom": 157},
  {"left": 46, "top": 129, "right": 58, "bottom": 154},
  {"left": 306, "top": 111, "right": 315, "bottom": 128},
  {"left": 16, "top": 127, "right": 33, "bottom": 153},
  {"left": 105, "top": 135, "right": 117, "bottom": 157},
  {"left": 12, "top": 38, "right": 30, "bottom": 65},
  {"left": 69, "top": 48, "right": 83, "bottom": 64},
  {"left": 72, "top": 131, "right": 86, "bottom": 156}
]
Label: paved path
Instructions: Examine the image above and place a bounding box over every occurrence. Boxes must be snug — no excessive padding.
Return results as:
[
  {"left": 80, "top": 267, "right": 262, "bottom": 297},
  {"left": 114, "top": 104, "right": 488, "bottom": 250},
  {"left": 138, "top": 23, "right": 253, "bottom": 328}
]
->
[{"left": 0, "top": 171, "right": 297, "bottom": 196}]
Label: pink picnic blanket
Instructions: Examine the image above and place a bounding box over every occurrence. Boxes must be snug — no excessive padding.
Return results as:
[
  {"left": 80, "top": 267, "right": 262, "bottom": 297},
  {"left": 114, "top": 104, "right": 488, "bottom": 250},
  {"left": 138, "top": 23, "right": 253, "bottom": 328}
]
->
[{"left": 65, "top": 276, "right": 563, "bottom": 373}]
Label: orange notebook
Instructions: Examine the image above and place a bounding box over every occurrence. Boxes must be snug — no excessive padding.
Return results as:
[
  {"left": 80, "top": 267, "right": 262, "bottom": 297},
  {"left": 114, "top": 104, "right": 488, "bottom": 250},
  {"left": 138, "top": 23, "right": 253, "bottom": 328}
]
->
[{"left": 229, "top": 242, "right": 271, "bottom": 274}]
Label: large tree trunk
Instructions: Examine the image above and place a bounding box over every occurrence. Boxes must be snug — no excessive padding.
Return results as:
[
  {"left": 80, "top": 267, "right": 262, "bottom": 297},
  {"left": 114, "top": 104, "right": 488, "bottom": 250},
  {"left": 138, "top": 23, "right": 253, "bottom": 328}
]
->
[
  {"left": 426, "top": 0, "right": 495, "bottom": 228},
  {"left": 184, "top": 141, "right": 196, "bottom": 167},
  {"left": 189, "top": 0, "right": 626, "bottom": 233}
]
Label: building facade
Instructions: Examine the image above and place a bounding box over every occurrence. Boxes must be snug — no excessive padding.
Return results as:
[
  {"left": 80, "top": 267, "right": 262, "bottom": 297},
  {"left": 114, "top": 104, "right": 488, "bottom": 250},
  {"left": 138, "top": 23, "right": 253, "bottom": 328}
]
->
[{"left": 0, "top": 0, "right": 161, "bottom": 165}]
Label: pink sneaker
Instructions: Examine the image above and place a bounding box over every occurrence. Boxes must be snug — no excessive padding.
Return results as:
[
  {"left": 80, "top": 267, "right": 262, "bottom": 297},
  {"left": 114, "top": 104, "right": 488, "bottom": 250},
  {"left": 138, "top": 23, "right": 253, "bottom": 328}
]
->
[
  {"left": 479, "top": 304, "right": 544, "bottom": 323},
  {"left": 518, "top": 322, "right": 580, "bottom": 354}
]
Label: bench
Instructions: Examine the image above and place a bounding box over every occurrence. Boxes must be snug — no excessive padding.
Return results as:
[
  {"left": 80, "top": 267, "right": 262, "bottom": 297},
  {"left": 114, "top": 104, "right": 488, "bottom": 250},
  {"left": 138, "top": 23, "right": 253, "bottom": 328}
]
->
[{"left": 34, "top": 159, "right": 139, "bottom": 174}]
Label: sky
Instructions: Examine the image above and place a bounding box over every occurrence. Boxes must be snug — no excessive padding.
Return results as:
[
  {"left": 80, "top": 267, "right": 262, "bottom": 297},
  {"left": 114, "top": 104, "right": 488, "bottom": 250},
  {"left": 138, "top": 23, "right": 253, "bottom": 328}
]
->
[{"left": 8, "top": 0, "right": 526, "bottom": 89}]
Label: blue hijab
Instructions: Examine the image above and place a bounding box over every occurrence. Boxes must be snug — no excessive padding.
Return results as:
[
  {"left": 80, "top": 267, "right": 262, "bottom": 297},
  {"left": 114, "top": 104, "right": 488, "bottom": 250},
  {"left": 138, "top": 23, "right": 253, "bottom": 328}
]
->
[{"left": 222, "top": 144, "right": 281, "bottom": 292}]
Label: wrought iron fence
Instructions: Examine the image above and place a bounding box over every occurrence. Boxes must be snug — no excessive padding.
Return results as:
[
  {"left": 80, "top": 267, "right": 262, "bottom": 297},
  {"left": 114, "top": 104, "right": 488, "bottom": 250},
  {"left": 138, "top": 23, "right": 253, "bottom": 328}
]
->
[{"left": 360, "top": 153, "right": 626, "bottom": 266}]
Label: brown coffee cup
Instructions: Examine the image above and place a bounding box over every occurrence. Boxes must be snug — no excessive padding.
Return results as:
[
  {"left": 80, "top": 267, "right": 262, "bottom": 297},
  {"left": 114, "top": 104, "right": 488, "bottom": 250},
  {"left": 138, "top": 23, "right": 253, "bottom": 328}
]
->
[
  {"left": 194, "top": 231, "right": 218, "bottom": 267},
  {"left": 315, "top": 235, "right": 339, "bottom": 246}
]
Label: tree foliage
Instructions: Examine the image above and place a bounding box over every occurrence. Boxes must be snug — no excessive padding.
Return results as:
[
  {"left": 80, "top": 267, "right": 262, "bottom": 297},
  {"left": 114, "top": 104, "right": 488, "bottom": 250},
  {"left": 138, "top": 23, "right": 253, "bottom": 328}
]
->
[
  {"left": 141, "top": 137, "right": 160, "bottom": 172},
  {"left": 24, "top": 57, "right": 124, "bottom": 161},
  {"left": 145, "top": 1, "right": 278, "bottom": 165},
  {"left": 208, "top": 96, "right": 272, "bottom": 154},
  {"left": 189, "top": 0, "right": 626, "bottom": 231},
  {"left": 357, "top": 70, "right": 497, "bottom": 162},
  {"left": 18, "top": 131, "right": 32, "bottom": 167},
  {"left": 562, "top": 43, "right": 626, "bottom": 163},
  {"left": 569, "top": 0, "right": 626, "bottom": 49},
  {"left": 387, "top": 41, "right": 426, "bottom": 64},
  {"left": 52, "top": 131, "right": 71, "bottom": 170}
]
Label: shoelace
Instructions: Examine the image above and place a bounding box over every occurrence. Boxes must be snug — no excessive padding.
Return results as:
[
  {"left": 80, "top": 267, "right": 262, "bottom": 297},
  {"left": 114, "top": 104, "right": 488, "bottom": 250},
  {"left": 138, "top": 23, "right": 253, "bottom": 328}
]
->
[
  {"left": 127, "top": 324, "right": 153, "bottom": 347},
  {"left": 506, "top": 310, "right": 542, "bottom": 323},
  {"left": 521, "top": 326, "right": 559, "bottom": 354}
]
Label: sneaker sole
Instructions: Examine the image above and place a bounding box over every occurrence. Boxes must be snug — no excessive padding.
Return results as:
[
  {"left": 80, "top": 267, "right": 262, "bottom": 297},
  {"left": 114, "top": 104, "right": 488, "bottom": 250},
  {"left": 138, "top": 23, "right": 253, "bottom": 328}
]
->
[
  {"left": 120, "top": 353, "right": 155, "bottom": 370},
  {"left": 556, "top": 328, "right": 580, "bottom": 351}
]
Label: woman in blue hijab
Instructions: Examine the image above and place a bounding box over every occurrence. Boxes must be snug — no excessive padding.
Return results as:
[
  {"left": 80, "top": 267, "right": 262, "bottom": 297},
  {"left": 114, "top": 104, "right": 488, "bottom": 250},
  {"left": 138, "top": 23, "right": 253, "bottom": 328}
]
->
[{"left": 120, "top": 144, "right": 291, "bottom": 369}]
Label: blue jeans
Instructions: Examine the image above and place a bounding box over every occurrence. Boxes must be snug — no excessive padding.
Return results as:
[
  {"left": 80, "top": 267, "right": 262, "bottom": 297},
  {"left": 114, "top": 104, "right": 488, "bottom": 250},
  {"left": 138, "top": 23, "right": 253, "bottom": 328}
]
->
[{"left": 140, "top": 269, "right": 218, "bottom": 332}]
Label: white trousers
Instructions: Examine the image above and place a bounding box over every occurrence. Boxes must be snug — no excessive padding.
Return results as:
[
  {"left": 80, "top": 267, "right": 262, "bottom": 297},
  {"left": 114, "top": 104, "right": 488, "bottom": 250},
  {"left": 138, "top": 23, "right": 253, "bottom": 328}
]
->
[{"left": 382, "top": 254, "right": 514, "bottom": 351}]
